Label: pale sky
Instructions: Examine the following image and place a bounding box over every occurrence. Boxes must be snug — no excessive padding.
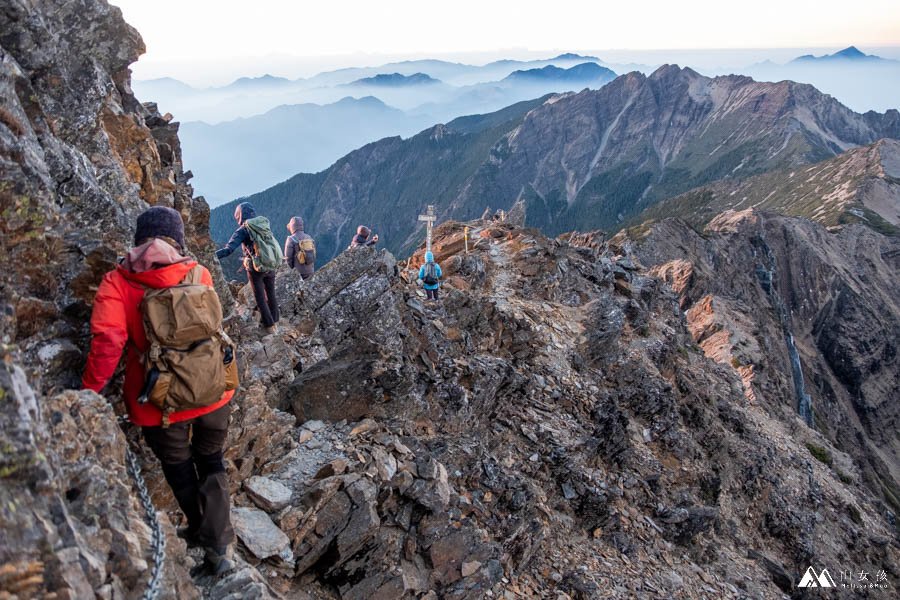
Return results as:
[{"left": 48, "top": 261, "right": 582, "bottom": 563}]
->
[{"left": 113, "top": 0, "right": 900, "bottom": 84}]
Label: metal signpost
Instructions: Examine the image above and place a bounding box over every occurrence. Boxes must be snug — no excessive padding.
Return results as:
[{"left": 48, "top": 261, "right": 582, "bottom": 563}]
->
[{"left": 417, "top": 204, "right": 437, "bottom": 253}]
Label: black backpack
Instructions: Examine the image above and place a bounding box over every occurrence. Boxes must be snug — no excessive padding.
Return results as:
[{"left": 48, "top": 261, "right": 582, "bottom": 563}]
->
[{"left": 423, "top": 262, "right": 438, "bottom": 285}]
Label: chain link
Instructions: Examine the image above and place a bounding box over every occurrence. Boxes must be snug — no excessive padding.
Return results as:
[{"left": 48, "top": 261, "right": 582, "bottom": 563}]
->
[{"left": 119, "top": 415, "right": 166, "bottom": 600}]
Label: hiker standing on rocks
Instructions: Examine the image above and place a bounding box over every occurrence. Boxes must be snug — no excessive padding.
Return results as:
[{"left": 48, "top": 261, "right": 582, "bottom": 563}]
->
[
  {"left": 284, "top": 216, "right": 316, "bottom": 280},
  {"left": 418, "top": 251, "right": 443, "bottom": 301},
  {"left": 348, "top": 225, "right": 378, "bottom": 249},
  {"left": 82, "top": 206, "right": 236, "bottom": 576},
  {"left": 216, "top": 202, "right": 282, "bottom": 333}
]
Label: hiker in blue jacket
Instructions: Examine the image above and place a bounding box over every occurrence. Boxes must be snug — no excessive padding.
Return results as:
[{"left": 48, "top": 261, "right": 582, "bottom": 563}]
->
[
  {"left": 216, "top": 202, "right": 279, "bottom": 332},
  {"left": 418, "top": 251, "right": 442, "bottom": 301}
]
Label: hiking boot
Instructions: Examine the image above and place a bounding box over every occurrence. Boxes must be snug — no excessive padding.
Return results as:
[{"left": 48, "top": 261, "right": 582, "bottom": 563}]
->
[
  {"left": 262, "top": 325, "right": 277, "bottom": 335},
  {"left": 204, "top": 546, "right": 235, "bottom": 576}
]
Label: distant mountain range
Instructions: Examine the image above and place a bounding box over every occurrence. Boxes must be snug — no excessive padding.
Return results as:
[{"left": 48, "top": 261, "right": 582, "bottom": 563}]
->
[
  {"left": 165, "top": 58, "right": 618, "bottom": 205},
  {"left": 791, "top": 46, "right": 894, "bottom": 64},
  {"left": 179, "top": 96, "right": 432, "bottom": 204},
  {"left": 348, "top": 72, "right": 441, "bottom": 87},
  {"left": 504, "top": 63, "right": 616, "bottom": 83},
  {"left": 742, "top": 46, "right": 900, "bottom": 113},
  {"left": 132, "top": 53, "right": 612, "bottom": 122},
  {"left": 211, "top": 66, "right": 900, "bottom": 264}
]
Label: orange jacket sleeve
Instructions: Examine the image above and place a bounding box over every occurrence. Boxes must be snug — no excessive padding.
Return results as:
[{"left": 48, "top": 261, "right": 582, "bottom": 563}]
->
[{"left": 82, "top": 274, "right": 128, "bottom": 393}]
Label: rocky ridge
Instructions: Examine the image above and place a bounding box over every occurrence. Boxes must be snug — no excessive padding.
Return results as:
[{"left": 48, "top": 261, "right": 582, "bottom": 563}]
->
[
  {"left": 205, "top": 216, "right": 897, "bottom": 598},
  {"left": 632, "top": 138, "right": 900, "bottom": 235}
]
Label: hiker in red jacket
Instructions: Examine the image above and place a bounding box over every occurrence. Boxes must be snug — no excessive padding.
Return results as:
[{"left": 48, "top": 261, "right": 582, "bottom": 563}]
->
[{"left": 82, "top": 206, "right": 235, "bottom": 575}]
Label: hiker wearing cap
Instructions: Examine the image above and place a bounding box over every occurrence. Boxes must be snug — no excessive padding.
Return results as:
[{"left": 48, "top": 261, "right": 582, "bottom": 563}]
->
[
  {"left": 82, "top": 206, "right": 236, "bottom": 576},
  {"left": 216, "top": 202, "right": 282, "bottom": 334},
  {"left": 348, "top": 225, "right": 379, "bottom": 249},
  {"left": 284, "top": 216, "right": 316, "bottom": 280},
  {"left": 418, "top": 251, "right": 443, "bottom": 301}
]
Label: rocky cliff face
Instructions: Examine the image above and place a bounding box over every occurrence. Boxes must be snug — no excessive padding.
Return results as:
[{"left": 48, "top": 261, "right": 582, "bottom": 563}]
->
[
  {"left": 213, "top": 65, "right": 900, "bottom": 267},
  {"left": 618, "top": 210, "right": 900, "bottom": 524},
  {"left": 0, "top": 0, "right": 231, "bottom": 389},
  {"left": 0, "top": 0, "right": 233, "bottom": 597}
]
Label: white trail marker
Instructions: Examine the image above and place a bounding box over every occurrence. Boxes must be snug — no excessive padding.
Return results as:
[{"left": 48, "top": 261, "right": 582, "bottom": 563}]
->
[{"left": 417, "top": 204, "right": 437, "bottom": 253}]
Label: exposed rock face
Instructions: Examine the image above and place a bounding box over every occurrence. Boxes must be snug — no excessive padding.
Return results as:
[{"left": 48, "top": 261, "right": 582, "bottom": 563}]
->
[
  {"left": 0, "top": 0, "right": 232, "bottom": 390},
  {"left": 0, "top": 363, "right": 198, "bottom": 600},
  {"left": 635, "top": 138, "right": 900, "bottom": 235},
  {"left": 212, "top": 65, "right": 900, "bottom": 266},
  {"left": 620, "top": 210, "right": 900, "bottom": 520}
]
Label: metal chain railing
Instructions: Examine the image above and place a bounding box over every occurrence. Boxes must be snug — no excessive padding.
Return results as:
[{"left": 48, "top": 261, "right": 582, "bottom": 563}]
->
[{"left": 119, "top": 415, "right": 166, "bottom": 600}]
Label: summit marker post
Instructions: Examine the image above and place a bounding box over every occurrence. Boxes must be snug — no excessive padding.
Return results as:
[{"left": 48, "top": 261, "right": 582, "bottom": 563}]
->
[{"left": 418, "top": 204, "right": 437, "bottom": 254}]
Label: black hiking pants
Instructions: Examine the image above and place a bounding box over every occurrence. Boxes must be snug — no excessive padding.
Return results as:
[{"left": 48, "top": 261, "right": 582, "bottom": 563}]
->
[
  {"left": 426, "top": 288, "right": 439, "bottom": 300},
  {"left": 248, "top": 268, "right": 279, "bottom": 327},
  {"left": 142, "top": 403, "right": 234, "bottom": 548}
]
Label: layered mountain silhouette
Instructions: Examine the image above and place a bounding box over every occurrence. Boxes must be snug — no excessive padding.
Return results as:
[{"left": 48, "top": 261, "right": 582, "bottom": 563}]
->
[
  {"left": 744, "top": 46, "right": 900, "bottom": 113},
  {"left": 791, "top": 46, "right": 894, "bottom": 64},
  {"left": 212, "top": 66, "right": 900, "bottom": 262},
  {"left": 503, "top": 62, "right": 616, "bottom": 83},
  {"left": 180, "top": 96, "right": 432, "bottom": 204},
  {"left": 348, "top": 72, "right": 441, "bottom": 87}
]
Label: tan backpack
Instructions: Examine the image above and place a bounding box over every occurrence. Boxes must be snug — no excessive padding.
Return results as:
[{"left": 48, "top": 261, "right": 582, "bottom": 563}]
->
[
  {"left": 292, "top": 234, "right": 316, "bottom": 265},
  {"left": 138, "top": 266, "right": 239, "bottom": 426}
]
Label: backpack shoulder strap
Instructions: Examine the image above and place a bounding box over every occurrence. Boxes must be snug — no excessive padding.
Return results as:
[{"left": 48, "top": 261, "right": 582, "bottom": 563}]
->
[{"left": 184, "top": 264, "right": 204, "bottom": 285}]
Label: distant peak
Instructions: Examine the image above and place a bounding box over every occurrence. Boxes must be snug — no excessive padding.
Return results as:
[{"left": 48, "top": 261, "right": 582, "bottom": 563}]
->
[
  {"left": 350, "top": 72, "right": 440, "bottom": 86},
  {"left": 552, "top": 52, "right": 599, "bottom": 61},
  {"left": 836, "top": 46, "right": 865, "bottom": 58},
  {"left": 648, "top": 64, "right": 700, "bottom": 81}
]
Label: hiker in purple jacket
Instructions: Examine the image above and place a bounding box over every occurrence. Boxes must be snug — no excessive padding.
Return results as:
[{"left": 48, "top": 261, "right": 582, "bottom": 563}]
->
[
  {"left": 348, "top": 225, "right": 378, "bottom": 249},
  {"left": 284, "top": 217, "right": 316, "bottom": 280}
]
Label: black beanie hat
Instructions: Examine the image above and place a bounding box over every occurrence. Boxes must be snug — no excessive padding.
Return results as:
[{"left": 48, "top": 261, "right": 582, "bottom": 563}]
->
[{"left": 134, "top": 206, "right": 186, "bottom": 249}]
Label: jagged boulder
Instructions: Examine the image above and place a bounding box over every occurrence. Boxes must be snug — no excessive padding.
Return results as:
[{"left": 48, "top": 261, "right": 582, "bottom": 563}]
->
[{"left": 0, "top": 362, "right": 197, "bottom": 599}]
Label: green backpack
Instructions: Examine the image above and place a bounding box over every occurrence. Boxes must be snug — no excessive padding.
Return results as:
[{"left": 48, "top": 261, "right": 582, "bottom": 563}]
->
[{"left": 243, "top": 216, "right": 283, "bottom": 272}]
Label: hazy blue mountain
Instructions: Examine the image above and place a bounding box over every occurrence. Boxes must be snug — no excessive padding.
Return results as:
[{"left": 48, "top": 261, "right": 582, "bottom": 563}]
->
[
  {"left": 743, "top": 46, "right": 900, "bottom": 113},
  {"left": 180, "top": 96, "right": 432, "bottom": 206},
  {"left": 133, "top": 53, "right": 607, "bottom": 121},
  {"left": 504, "top": 62, "right": 616, "bottom": 83},
  {"left": 791, "top": 46, "right": 894, "bottom": 64},
  {"left": 552, "top": 52, "right": 600, "bottom": 61},
  {"left": 348, "top": 72, "right": 441, "bottom": 87},
  {"left": 223, "top": 74, "right": 295, "bottom": 89}
]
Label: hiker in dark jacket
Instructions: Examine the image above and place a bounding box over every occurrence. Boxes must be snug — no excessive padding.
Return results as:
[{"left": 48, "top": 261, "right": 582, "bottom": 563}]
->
[
  {"left": 418, "top": 251, "right": 443, "bottom": 301},
  {"left": 348, "top": 225, "right": 378, "bottom": 249},
  {"left": 83, "top": 207, "right": 235, "bottom": 576},
  {"left": 216, "top": 202, "right": 279, "bottom": 332},
  {"left": 284, "top": 216, "right": 315, "bottom": 280}
]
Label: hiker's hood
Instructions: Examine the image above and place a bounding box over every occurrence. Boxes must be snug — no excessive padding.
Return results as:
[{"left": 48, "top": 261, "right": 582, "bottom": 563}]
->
[
  {"left": 425, "top": 251, "right": 434, "bottom": 263},
  {"left": 235, "top": 202, "right": 256, "bottom": 225},
  {"left": 118, "top": 239, "right": 196, "bottom": 288},
  {"left": 288, "top": 216, "right": 304, "bottom": 233}
]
